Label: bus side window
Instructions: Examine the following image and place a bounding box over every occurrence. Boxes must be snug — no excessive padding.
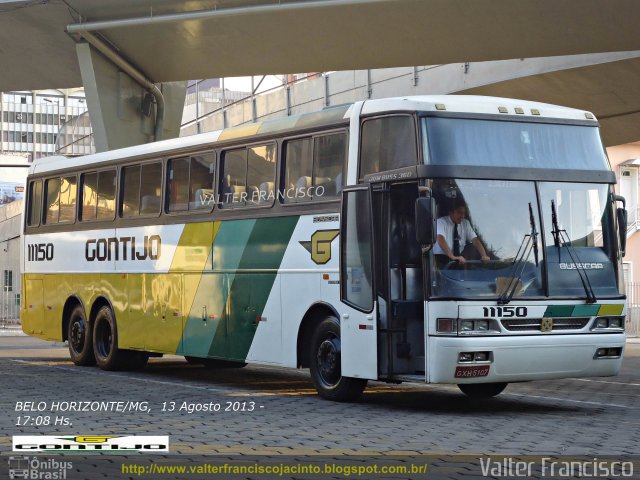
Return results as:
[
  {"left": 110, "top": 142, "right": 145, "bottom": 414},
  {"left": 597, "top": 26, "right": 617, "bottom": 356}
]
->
[
  {"left": 140, "top": 162, "right": 162, "bottom": 215},
  {"left": 314, "top": 132, "right": 346, "bottom": 200},
  {"left": 58, "top": 175, "right": 77, "bottom": 223},
  {"left": 121, "top": 165, "right": 141, "bottom": 217},
  {"left": 167, "top": 157, "right": 190, "bottom": 212},
  {"left": 96, "top": 170, "right": 116, "bottom": 220},
  {"left": 247, "top": 144, "right": 276, "bottom": 206},
  {"left": 81, "top": 172, "right": 98, "bottom": 221},
  {"left": 360, "top": 116, "right": 417, "bottom": 180},
  {"left": 27, "top": 180, "right": 43, "bottom": 226},
  {"left": 189, "top": 153, "right": 215, "bottom": 210},
  {"left": 220, "top": 148, "right": 247, "bottom": 208},
  {"left": 44, "top": 177, "right": 60, "bottom": 224},
  {"left": 283, "top": 138, "right": 313, "bottom": 204}
]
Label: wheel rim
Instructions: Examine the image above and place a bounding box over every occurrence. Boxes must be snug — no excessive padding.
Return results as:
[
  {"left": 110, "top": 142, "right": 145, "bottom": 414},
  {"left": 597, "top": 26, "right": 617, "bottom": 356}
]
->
[
  {"left": 316, "top": 334, "right": 341, "bottom": 387},
  {"left": 69, "top": 317, "right": 86, "bottom": 354},
  {"left": 95, "top": 319, "right": 113, "bottom": 359}
]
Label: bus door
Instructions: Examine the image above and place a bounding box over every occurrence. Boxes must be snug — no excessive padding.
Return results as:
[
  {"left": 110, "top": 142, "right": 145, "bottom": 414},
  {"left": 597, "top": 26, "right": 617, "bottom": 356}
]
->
[
  {"left": 377, "top": 182, "right": 425, "bottom": 379},
  {"left": 339, "top": 185, "right": 378, "bottom": 380}
]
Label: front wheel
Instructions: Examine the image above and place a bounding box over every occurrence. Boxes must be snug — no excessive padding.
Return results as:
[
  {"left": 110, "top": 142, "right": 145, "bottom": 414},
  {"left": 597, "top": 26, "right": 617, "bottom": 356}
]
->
[
  {"left": 67, "top": 305, "right": 95, "bottom": 366},
  {"left": 458, "top": 382, "right": 508, "bottom": 398},
  {"left": 309, "top": 317, "right": 367, "bottom": 401}
]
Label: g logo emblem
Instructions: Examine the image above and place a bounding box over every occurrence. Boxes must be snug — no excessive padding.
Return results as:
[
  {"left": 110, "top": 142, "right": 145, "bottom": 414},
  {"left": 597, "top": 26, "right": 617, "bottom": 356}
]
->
[{"left": 300, "top": 230, "right": 339, "bottom": 265}]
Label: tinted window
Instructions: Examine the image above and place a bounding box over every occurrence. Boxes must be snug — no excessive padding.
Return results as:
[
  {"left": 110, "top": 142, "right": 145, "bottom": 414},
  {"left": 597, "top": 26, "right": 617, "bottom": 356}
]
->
[
  {"left": 167, "top": 154, "right": 215, "bottom": 212},
  {"left": 44, "top": 178, "right": 60, "bottom": 224},
  {"left": 425, "top": 118, "right": 609, "bottom": 170},
  {"left": 121, "top": 165, "right": 141, "bottom": 217},
  {"left": 96, "top": 170, "right": 116, "bottom": 220},
  {"left": 82, "top": 172, "right": 98, "bottom": 220},
  {"left": 360, "top": 116, "right": 417, "bottom": 179},
  {"left": 220, "top": 145, "right": 274, "bottom": 208},
  {"left": 220, "top": 149, "right": 247, "bottom": 207},
  {"left": 283, "top": 138, "right": 313, "bottom": 204},
  {"left": 27, "top": 180, "right": 42, "bottom": 226},
  {"left": 59, "top": 176, "right": 77, "bottom": 223},
  {"left": 283, "top": 132, "right": 346, "bottom": 203},
  {"left": 189, "top": 154, "right": 215, "bottom": 210},
  {"left": 167, "top": 157, "right": 190, "bottom": 212},
  {"left": 247, "top": 144, "right": 276, "bottom": 206},
  {"left": 121, "top": 162, "right": 161, "bottom": 217},
  {"left": 314, "top": 133, "right": 346, "bottom": 199},
  {"left": 140, "top": 163, "right": 162, "bottom": 215}
]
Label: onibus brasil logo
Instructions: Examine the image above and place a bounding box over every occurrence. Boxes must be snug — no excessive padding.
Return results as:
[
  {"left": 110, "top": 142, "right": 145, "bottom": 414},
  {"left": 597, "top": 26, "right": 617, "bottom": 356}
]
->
[{"left": 12, "top": 435, "right": 169, "bottom": 452}]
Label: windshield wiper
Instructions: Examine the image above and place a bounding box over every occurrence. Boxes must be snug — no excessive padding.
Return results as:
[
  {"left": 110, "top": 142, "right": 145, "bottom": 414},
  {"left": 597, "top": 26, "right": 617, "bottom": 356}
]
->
[
  {"left": 498, "top": 203, "right": 538, "bottom": 305},
  {"left": 550, "top": 200, "right": 597, "bottom": 304}
]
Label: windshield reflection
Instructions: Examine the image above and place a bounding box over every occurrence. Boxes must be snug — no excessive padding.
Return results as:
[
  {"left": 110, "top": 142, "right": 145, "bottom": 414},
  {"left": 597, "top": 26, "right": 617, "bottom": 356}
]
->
[
  {"left": 431, "top": 179, "right": 544, "bottom": 298},
  {"left": 430, "top": 179, "right": 620, "bottom": 299}
]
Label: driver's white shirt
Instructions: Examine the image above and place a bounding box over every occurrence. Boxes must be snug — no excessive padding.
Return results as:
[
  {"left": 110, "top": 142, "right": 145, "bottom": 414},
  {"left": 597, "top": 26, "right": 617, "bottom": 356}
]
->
[{"left": 433, "top": 216, "right": 477, "bottom": 255}]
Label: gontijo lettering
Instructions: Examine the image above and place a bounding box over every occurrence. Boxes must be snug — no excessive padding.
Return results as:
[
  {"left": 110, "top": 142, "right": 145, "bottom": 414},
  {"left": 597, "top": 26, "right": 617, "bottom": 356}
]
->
[{"left": 85, "top": 235, "right": 161, "bottom": 261}]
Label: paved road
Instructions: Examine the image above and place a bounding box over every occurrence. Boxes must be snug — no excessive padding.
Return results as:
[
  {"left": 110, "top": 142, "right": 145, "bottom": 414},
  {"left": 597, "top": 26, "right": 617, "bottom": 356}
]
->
[{"left": 1, "top": 334, "right": 639, "bottom": 479}]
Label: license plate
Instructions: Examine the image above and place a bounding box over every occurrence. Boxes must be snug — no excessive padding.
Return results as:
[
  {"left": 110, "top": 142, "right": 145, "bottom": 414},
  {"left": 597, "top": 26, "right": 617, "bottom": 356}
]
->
[{"left": 454, "top": 365, "right": 490, "bottom": 378}]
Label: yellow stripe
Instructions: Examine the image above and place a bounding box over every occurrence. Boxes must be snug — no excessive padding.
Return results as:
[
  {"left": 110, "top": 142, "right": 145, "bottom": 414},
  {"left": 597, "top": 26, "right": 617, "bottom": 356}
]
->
[{"left": 597, "top": 304, "right": 624, "bottom": 316}]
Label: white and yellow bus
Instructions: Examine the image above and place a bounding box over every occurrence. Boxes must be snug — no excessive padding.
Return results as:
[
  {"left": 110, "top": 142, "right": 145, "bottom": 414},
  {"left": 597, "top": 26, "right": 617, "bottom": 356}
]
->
[{"left": 21, "top": 96, "right": 627, "bottom": 401}]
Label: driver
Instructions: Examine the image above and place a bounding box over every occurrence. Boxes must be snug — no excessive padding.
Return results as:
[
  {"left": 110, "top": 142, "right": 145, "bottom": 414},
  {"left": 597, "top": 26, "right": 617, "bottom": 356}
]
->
[{"left": 434, "top": 201, "right": 490, "bottom": 266}]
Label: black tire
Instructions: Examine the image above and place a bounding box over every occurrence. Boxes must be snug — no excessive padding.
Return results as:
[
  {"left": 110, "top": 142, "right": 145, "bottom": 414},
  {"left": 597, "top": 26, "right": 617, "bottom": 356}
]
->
[
  {"left": 458, "top": 382, "right": 508, "bottom": 398},
  {"left": 67, "top": 304, "right": 95, "bottom": 366},
  {"left": 309, "top": 316, "right": 367, "bottom": 401},
  {"left": 124, "top": 350, "right": 149, "bottom": 370},
  {"left": 92, "top": 305, "right": 125, "bottom": 371},
  {"left": 185, "top": 356, "right": 247, "bottom": 368}
]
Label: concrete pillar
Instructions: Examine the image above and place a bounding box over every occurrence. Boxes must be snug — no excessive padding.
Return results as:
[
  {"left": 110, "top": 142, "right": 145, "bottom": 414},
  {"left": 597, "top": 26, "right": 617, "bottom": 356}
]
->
[{"left": 76, "top": 42, "right": 186, "bottom": 152}]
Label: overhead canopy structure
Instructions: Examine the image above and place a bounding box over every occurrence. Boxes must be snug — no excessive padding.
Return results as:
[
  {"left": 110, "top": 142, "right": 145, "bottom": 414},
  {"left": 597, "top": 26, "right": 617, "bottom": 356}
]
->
[
  {"left": 460, "top": 55, "right": 640, "bottom": 147},
  {"left": 1, "top": 0, "right": 639, "bottom": 148},
  {"left": 2, "top": 0, "right": 640, "bottom": 91}
]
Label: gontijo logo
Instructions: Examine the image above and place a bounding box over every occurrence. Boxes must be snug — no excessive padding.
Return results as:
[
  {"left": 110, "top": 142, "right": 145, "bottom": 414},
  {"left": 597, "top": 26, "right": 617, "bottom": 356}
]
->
[{"left": 13, "top": 435, "right": 168, "bottom": 452}]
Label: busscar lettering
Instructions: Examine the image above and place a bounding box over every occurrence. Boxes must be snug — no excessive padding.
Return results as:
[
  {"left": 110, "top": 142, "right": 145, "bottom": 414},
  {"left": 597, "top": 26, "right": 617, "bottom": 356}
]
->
[{"left": 85, "top": 235, "right": 161, "bottom": 262}]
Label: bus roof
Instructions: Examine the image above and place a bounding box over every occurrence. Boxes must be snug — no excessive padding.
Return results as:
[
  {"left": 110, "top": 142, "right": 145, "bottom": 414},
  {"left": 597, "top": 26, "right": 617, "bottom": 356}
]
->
[{"left": 29, "top": 95, "right": 597, "bottom": 176}]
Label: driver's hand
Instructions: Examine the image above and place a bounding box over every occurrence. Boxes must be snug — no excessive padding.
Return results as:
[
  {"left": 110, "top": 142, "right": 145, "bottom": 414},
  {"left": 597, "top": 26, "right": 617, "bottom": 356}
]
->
[
  {"left": 455, "top": 256, "right": 466, "bottom": 264},
  {"left": 481, "top": 255, "right": 490, "bottom": 263}
]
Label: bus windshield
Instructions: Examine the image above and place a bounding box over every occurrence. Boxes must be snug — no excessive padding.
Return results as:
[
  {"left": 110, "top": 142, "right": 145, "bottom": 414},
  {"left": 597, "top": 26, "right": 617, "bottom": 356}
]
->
[
  {"left": 430, "top": 179, "right": 619, "bottom": 300},
  {"left": 424, "top": 117, "right": 609, "bottom": 170}
]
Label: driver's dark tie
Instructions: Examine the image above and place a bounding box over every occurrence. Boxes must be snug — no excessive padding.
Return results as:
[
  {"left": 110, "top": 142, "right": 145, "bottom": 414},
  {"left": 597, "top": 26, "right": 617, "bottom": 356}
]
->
[{"left": 453, "top": 224, "right": 460, "bottom": 256}]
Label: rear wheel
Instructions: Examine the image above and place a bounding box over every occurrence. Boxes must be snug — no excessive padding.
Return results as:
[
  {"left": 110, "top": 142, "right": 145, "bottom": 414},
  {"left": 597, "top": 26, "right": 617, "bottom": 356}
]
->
[
  {"left": 458, "top": 382, "right": 508, "bottom": 398},
  {"left": 92, "top": 305, "right": 126, "bottom": 371},
  {"left": 67, "top": 305, "right": 95, "bottom": 366},
  {"left": 309, "top": 316, "right": 367, "bottom": 401}
]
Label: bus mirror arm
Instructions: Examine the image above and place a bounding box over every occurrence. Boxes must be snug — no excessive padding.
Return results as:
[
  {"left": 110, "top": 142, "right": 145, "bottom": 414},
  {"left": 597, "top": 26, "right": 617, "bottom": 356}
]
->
[
  {"left": 415, "top": 197, "right": 436, "bottom": 246},
  {"left": 614, "top": 195, "right": 627, "bottom": 257}
]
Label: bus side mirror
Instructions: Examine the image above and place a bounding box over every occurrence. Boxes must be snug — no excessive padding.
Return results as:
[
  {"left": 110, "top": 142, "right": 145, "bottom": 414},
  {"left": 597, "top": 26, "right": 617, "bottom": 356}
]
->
[
  {"left": 615, "top": 195, "right": 627, "bottom": 257},
  {"left": 415, "top": 197, "right": 436, "bottom": 246}
]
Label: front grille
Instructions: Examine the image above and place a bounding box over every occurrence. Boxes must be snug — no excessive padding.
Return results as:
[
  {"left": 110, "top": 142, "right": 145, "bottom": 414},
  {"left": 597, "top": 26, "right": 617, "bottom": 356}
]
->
[{"left": 501, "top": 317, "right": 590, "bottom": 331}]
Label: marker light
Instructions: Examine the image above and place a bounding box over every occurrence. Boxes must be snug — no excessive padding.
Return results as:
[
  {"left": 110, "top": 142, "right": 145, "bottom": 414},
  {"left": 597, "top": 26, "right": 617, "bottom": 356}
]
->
[{"left": 437, "top": 318, "right": 456, "bottom": 334}]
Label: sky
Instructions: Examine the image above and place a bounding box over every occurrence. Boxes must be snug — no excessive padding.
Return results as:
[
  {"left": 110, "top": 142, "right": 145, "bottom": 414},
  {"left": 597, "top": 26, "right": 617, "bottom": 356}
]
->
[{"left": 222, "top": 75, "right": 286, "bottom": 94}]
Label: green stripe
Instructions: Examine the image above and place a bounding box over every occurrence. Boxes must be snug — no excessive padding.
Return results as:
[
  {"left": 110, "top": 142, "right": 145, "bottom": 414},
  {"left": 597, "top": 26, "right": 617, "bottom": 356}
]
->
[
  {"left": 572, "top": 305, "right": 601, "bottom": 317},
  {"left": 209, "top": 216, "right": 299, "bottom": 360},
  {"left": 543, "top": 304, "right": 623, "bottom": 317},
  {"left": 180, "top": 220, "right": 256, "bottom": 357},
  {"left": 543, "top": 305, "right": 575, "bottom": 317}
]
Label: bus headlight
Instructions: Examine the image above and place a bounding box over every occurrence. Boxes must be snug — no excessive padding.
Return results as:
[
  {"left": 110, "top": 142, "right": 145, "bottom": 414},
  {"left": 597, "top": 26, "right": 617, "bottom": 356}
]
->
[
  {"left": 595, "top": 317, "right": 609, "bottom": 328},
  {"left": 460, "top": 320, "right": 474, "bottom": 332},
  {"left": 475, "top": 320, "right": 490, "bottom": 331},
  {"left": 457, "top": 319, "right": 500, "bottom": 335},
  {"left": 608, "top": 317, "right": 623, "bottom": 329},
  {"left": 592, "top": 316, "right": 625, "bottom": 331}
]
